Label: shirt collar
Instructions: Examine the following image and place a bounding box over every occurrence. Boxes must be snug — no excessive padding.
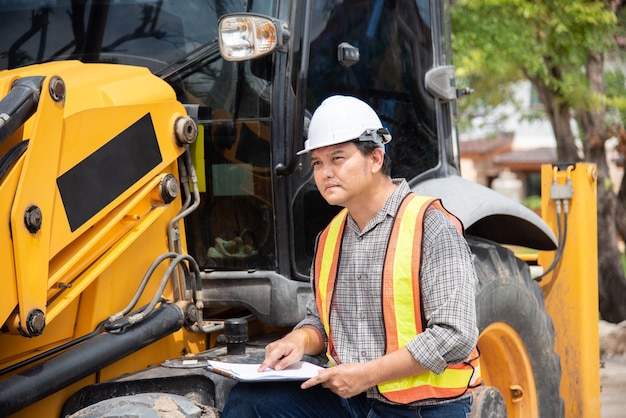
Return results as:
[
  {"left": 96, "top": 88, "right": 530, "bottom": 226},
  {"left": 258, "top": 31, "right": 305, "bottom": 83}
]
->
[{"left": 346, "top": 178, "right": 411, "bottom": 235}]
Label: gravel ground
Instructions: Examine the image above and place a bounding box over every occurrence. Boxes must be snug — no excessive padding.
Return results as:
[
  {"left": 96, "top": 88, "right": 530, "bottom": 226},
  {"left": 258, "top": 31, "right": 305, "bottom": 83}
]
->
[{"left": 600, "top": 320, "right": 626, "bottom": 418}]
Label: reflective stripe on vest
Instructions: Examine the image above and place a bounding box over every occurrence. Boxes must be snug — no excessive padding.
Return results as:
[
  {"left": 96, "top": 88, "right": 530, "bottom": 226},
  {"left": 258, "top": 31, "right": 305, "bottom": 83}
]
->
[{"left": 314, "top": 193, "right": 481, "bottom": 403}]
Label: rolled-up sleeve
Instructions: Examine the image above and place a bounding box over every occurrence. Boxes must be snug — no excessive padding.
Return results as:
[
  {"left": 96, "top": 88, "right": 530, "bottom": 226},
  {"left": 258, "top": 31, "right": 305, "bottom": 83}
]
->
[
  {"left": 405, "top": 208, "right": 478, "bottom": 374},
  {"left": 294, "top": 271, "right": 329, "bottom": 360}
]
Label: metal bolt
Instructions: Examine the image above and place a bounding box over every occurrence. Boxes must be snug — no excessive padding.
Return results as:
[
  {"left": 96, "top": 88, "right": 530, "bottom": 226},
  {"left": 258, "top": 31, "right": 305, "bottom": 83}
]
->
[
  {"left": 588, "top": 165, "right": 597, "bottom": 183},
  {"left": 24, "top": 205, "right": 42, "bottom": 233},
  {"left": 184, "top": 303, "right": 198, "bottom": 326},
  {"left": 159, "top": 174, "right": 179, "bottom": 204},
  {"left": 26, "top": 309, "right": 46, "bottom": 336},
  {"left": 174, "top": 116, "right": 198, "bottom": 145},
  {"left": 49, "top": 76, "right": 66, "bottom": 102},
  {"left": 510, "top": 384, "right": 524, "bottom": 402}
]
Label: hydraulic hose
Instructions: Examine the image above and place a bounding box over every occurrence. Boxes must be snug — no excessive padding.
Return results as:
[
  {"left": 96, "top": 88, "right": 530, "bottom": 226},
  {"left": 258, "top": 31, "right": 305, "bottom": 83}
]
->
[
  {"left": 0, "top": 76, "right": 44, "bottom": 145},
  {"left": 0, "top": 302, "right": 184, "bottom": 417}
]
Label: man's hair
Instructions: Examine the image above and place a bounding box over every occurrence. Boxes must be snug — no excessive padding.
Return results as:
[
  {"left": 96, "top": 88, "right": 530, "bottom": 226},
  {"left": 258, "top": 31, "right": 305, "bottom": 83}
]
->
[{"left": 353, "top": 140, "right": 392, "bottom": 176}]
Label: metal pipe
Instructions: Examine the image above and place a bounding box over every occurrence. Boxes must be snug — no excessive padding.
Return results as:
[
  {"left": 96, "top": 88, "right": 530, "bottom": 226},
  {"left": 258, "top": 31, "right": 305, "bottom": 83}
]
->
[
  {"left": 0, "top": 303, "right": 184, "bottom": 416},
  {"left": 168, "top": 149, "right": 200, "bottom": 301},
  {"left": 107, "top": 252, "right": 179, "bottom": 323}
]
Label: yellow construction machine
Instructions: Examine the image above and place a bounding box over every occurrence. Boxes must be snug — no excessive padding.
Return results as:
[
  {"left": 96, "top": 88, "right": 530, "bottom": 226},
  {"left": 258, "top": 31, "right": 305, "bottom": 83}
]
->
[{"left": 0, "top": 1, "right": 599, "bottom": 417}]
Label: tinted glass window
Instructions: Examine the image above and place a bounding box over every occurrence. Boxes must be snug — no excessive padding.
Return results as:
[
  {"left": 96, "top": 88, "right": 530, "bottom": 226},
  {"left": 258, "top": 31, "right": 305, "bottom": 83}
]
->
[
  {"left": 0, "top": 1, "right": 279, "bottom": 271},
  {"left": 0, "top": 0, "right": 274, "bottom": 118},
  {"left": 307, "top": 0, "right": 438, "bottom": 178},
  {"left": 293, "top": 0, "right": 438, "bottom": 276}
]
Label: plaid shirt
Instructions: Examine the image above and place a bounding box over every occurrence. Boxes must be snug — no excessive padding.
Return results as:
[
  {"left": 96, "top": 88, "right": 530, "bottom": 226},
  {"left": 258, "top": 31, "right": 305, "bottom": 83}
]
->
[{"left": 297, "top": 179, "right": 478, "bottom": 405}]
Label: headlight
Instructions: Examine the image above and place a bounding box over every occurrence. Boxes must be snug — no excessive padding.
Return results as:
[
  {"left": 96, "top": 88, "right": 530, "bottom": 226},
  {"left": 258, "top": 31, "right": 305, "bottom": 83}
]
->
[{"left": 218, "top": 13, "right": 286, "bottom": 61}]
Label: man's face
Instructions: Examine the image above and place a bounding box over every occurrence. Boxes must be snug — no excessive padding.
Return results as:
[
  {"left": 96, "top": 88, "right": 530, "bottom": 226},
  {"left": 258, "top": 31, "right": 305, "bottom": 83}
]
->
[{"left": 310, "top": 141, "right": 374, "bottom": 208}]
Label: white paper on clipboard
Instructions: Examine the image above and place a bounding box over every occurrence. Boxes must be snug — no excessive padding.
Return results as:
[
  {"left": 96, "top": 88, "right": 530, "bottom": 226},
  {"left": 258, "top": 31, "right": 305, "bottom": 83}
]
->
[{"left": 207, "top": 360, "right": 324, "bottom": 382}]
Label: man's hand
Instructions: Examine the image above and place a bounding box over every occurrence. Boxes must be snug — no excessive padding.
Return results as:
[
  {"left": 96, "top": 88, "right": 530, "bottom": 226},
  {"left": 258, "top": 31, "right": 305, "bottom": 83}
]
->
[
  {"left": 300, "top": 363, "right": 372, "bottom": 399},
  {"left": 300, "top": 348, "right": 429, "bottom": 399},
  {"left": 258, "top": 329, "right": 311, "bottom": 372}
]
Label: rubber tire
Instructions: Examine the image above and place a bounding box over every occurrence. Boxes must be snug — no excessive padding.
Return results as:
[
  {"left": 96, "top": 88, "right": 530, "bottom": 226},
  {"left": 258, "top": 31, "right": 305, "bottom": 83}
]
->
[
  {"left": 469, "top": 386, "right": 507, "bottom": 418},
  {"left": 468, "top": 236, "right": 564, "bottom": 418},
  {"left": 66, "top": 392, "right": 219, "bottom": 418}
]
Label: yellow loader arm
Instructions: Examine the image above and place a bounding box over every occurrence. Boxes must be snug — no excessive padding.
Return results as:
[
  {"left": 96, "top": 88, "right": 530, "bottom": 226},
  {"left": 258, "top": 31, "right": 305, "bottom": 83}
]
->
[
  {"left": 0, "top": 61, "right": 205, "bottom": 416},
  {"left": 1, "top": 61, "right": 195, "bottom": 335}
]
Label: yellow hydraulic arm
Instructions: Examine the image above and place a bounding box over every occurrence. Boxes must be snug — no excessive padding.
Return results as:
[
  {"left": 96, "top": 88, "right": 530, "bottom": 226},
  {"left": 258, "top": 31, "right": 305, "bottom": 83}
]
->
[
  {"left": 539, "top": 163, "right": 600, "bottom": 418},
  {"left": 0, "top": 60, "right": 205, "bottom": 417}
]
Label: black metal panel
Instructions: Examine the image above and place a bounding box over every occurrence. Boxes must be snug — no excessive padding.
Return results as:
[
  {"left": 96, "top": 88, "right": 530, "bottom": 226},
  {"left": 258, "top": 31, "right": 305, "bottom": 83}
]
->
[{"left": 57, "top": 113, "right": 162, "bottom": 232}]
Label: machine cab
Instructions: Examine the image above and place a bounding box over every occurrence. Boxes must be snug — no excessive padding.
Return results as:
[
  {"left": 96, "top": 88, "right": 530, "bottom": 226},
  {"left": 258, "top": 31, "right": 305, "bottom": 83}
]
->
[{"left": 0, "top": 0, "right": 458, "bottom": 325}]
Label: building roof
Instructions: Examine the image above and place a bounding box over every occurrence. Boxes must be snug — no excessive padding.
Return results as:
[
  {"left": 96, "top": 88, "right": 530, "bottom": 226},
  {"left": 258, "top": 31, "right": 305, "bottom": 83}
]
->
[
  {"left": 493, "top": 147, "right": 557, "bottom": 171},
  {"left": 459, "top": 132, "right": 514, "bottom": 157},
  {"left": 460, "top": 131, "right": 557, "bottom": 172}
]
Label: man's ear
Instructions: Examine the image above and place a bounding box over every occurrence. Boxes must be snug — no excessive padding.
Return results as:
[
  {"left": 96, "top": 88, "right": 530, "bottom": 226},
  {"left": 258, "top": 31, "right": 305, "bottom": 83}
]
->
[{"left": 370, "top": 147, "right": 385, "bottom": 173}]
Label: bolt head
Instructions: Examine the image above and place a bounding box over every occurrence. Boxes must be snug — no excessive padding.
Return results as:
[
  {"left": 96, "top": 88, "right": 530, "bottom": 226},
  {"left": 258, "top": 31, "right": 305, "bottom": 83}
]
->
[{"left": 24, "top": 205, "right": 43, "bottom": 233}]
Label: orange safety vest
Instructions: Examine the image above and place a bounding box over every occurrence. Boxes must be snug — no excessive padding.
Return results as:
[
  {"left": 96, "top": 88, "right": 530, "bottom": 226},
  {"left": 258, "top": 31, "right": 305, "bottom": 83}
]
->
[{"left": 314, "top": 193, "right": 481, "bottom": 403}]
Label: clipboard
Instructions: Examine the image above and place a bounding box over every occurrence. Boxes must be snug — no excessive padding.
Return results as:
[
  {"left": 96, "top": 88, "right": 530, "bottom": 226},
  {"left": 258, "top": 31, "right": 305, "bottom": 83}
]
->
[{"left": 207, "top": 359, "right": 323, "bottom": 382}]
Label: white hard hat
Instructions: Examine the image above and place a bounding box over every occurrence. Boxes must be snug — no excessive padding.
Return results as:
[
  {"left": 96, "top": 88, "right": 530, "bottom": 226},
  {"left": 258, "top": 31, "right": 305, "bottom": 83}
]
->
[{"left": 297, "top": 95, "right": 391, "bottom": 155}]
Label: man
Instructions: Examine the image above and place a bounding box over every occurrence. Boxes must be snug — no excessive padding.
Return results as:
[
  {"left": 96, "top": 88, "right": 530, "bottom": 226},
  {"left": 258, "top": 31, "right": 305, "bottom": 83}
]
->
[{"left": 222, "top": 95, "right": 481, "bottom": 417}]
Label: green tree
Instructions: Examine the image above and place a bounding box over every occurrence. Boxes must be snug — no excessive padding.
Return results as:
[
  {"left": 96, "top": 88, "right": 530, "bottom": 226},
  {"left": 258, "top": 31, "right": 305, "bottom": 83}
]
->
[{"left": 451, "top": 0, "right": 626, "bottom": 322}]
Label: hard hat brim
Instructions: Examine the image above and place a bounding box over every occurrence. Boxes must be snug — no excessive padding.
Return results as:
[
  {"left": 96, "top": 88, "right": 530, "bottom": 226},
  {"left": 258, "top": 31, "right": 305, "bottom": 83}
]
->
[{"left": 297, "top": 127, "right": 391, "bottom": 155}]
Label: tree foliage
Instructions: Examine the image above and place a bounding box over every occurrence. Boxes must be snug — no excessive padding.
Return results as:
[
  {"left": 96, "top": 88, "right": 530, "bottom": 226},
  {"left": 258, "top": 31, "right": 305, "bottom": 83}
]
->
[
  {"left": 452, "top": 0, "right": 617, "bottom": 141},
  {"left": 451, "top": 0, "right": 626, "bottom": 322}
]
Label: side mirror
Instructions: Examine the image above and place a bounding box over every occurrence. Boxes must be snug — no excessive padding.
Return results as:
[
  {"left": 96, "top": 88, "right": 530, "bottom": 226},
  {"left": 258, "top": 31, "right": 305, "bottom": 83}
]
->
[
  {"left": 425, "top": 65, "right": 474, "bottom": 101},
  {"left": 425, "top": 65, "right": 457, "bottom": 102}
]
